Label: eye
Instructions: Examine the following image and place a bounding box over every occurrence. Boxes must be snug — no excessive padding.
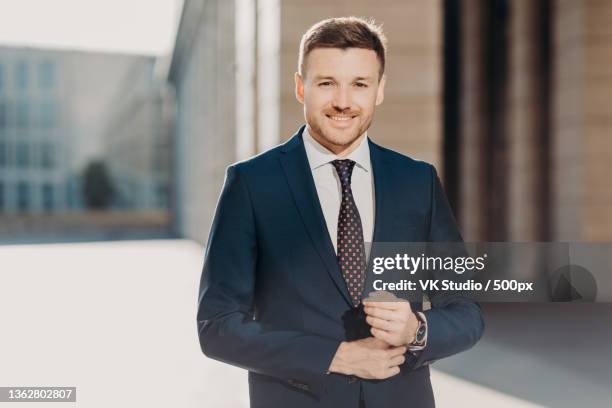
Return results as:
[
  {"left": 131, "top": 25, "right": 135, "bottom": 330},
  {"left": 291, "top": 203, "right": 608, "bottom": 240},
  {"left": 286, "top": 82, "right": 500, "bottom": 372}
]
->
[
  {"left": 355, "top": 82, "right": 368, "bottom": 88},
  {"left": 318, "top": 81, "right": 333, "bottom": 87}
]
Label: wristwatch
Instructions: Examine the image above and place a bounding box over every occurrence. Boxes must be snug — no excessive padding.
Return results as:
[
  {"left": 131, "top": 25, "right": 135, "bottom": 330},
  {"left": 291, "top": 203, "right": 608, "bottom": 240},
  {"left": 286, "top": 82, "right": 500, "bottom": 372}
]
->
[{"left": 409, "top": 312, "right": 427, "bottom": 350}]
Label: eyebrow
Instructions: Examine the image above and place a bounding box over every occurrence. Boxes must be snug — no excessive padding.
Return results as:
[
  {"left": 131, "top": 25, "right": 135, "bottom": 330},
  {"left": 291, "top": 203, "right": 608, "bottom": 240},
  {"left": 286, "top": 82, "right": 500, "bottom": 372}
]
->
[{"left": 313, "top": 75, "right": 374, "bottom": 82}]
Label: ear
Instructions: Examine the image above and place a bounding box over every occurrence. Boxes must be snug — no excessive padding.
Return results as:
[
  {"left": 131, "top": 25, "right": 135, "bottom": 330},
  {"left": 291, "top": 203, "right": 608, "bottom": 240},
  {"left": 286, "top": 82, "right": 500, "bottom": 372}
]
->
[
  {"left": 295, "top": 72, "right": 305, "bottom": 104},
  {"left": 375, "top": 74, "right": 386, "bottom": 106}
]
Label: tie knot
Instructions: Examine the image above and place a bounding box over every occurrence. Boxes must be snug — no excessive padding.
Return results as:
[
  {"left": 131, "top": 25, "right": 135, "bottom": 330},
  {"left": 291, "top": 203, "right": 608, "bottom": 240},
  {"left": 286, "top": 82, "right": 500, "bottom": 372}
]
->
[{"left": 332, "top": 159, "right": 356, "bottom": 187}]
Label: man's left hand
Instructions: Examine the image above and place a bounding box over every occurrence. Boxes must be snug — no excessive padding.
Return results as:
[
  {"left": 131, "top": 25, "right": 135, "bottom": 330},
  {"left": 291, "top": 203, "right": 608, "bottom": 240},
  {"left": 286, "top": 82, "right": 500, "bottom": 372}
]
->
[{"left": 363, "top": 293, "right": 419, "bottom": 347}]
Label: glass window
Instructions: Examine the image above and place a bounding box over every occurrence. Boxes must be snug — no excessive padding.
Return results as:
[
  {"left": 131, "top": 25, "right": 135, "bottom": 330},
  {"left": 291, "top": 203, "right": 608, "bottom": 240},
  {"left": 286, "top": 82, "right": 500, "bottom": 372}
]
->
[
  {"left": 0, "top": 181, "right": 4, "bottom": 211},
  {"left": 39, "top": 61, "right": 55, "bottom": 90},
  {"left": 17, "top": 142, "right": 29, "bottom": 168},
  {"left": 0, "top": 141, "right": 5, "bottom": 167},
  {"left": 0, "top": 63, "right": 3, "bottom": 92},
  {"left": 17, "top": 100, "right": 28, "bottom": 128},
  {"left": 0, "top": 101, "right": 6, "bottom": 128},
  {"left": 17, "top": 182, "right": 29, "bottom": 211},
  {"left": 66, "top": 179, "right": 77, "bottom": 208},
  {"left": 156, "top": 184, "right": 168, "bottom": 208},
  {"left": 42, "top": 183, "right": 54, "bottom": 211},
  {"left": 41, "top": 143, "right": 54, "bottom": 168},
  {"left": 16, "top": 61, "right": 28, "bottom": 90},
  {"left": 40, "top": 100, "right": 55, "bottom": 128}
]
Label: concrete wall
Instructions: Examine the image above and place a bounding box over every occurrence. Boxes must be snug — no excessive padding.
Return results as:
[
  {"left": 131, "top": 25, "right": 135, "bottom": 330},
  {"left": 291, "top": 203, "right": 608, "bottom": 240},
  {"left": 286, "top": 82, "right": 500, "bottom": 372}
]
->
[
  {"left": 455, "top": 0, "right": 612, "bottom": 242},
  {"left": 552, "top": 0, "right": 612, "bottom": 241},
  {"left": 507, "top": 0, "right": 548, "bottom": 241},
  {"left": 458, "top": 0, "right": 488, "bottom": 241},
  {"left": 170, "top": 0, "right": 236, "bottom": 242}
]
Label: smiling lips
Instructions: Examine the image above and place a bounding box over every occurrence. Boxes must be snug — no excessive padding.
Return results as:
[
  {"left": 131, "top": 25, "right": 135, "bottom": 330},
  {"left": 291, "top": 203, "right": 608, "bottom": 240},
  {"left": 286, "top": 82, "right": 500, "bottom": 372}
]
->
[{"left": 326, "top": 113, "right": 358, "bottom": 126}]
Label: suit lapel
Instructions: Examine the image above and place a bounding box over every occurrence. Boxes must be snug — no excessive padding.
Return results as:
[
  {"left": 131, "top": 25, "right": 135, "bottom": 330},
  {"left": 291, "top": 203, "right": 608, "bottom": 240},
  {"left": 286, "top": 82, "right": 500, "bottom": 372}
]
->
[
  {"left": 363, "top": 140, "right": 390, "bottom": 297},
  {"left": 279, "top": 127, "right": 352, "bottom": 307},
  {"left": 369, "top": 140, "right": 389, "bottom": 246}
]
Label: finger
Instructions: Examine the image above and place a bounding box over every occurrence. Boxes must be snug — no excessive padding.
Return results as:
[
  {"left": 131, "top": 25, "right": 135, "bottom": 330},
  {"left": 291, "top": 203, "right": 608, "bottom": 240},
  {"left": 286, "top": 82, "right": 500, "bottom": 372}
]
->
[
  {"left": 372, "top": 328, "right": 407, "bottom": 349},
  {"left": 388, "top": 354, "right": 406, "bottom": 367},
  {"left": 363, "top": 300, "right": 408, "bottom": 311},
  {"left": 371, "top": 327, "right": 392, "bottom": 344},
  {"left": 366, "top": 337, "right": 390, "bottom": 349},
  {"left": 387, "top": 345, "right": 408, "bottom": 358},
  {"left": 363, "top": 290, "right": 398, "bottom": 302},
  {"left": 366, "top": 316, "right": 394, "bottom": 331},
  {"left": 364, "top": 306, "right": 396, "bottom": 321},
  {"left": 362, "top": 300, "right": 398, "bottom": 310},
  {"left": 385, "top": 366, "right": 401, "bottom": 378}
]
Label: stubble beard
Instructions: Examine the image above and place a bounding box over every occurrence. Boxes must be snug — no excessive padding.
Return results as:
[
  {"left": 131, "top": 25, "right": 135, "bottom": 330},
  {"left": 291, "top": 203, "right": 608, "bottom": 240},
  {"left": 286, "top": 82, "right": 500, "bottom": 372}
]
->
[{"left": 307, "top": 112, "right": 374, "bottom": 150}]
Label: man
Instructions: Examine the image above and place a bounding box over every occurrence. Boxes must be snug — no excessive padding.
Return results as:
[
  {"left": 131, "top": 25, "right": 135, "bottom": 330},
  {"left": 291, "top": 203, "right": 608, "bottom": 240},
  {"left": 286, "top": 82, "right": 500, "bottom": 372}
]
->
[{"left": 197, "top": 17, "right": 484, "bottom": 408}]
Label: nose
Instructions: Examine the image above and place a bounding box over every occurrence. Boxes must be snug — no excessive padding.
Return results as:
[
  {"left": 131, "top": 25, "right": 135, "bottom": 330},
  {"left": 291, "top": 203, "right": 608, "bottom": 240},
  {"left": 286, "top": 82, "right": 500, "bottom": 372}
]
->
[{"left": 332, "top": 86, "right": 351, "bottom": 112}]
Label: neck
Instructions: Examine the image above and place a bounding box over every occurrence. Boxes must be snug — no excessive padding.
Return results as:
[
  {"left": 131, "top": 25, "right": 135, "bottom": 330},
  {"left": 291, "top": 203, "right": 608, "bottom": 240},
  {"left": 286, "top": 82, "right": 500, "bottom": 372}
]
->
[{"left": 307, "top": 125, "right": 365, "bottom": 158}]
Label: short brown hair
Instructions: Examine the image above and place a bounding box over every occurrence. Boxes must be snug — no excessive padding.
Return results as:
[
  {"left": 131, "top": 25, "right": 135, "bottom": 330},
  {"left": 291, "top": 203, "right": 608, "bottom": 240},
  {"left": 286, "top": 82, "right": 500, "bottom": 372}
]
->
[{"left": 298, "top": 17, "right": 388, "bottom": 81}]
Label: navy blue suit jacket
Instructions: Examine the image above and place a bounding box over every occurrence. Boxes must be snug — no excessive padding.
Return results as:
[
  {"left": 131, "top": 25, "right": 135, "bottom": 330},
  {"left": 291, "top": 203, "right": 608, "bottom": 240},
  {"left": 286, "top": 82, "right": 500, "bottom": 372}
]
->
[{"left": 197, "top": 126, "right": 484, "bottom": 407}]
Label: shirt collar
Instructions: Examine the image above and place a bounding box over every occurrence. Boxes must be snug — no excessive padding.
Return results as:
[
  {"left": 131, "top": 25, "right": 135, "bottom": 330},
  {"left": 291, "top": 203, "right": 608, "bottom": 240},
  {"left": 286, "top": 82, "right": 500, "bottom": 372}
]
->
[{"left": 303, "top": 126, "right": 371, "bottom": 172}]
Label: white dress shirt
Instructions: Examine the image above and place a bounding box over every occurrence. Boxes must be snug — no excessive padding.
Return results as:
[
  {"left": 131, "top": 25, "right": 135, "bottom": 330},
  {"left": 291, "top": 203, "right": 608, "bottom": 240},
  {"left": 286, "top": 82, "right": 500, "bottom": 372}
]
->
[{"left": 303, "top": 127, "right": 375, "bottom": 254}]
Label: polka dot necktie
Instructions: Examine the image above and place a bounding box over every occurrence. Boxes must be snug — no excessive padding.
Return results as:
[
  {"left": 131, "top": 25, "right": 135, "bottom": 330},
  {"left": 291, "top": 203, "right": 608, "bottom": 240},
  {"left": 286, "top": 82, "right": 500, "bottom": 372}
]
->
[{"left": 332, "top": 159, "right": 367, "bottom": 308}]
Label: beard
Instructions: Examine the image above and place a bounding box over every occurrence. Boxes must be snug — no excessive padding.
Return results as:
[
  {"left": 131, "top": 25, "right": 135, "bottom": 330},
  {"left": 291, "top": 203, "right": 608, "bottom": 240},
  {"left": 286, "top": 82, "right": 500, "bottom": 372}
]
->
[{"left": 306, "top": 110, "right": 373, "bottom": 150}]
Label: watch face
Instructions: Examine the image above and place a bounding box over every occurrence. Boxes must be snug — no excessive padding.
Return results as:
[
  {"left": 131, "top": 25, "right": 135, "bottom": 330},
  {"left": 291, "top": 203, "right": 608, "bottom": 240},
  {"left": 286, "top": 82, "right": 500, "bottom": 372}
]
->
[{"left": 416, "top": 324, "right": 426, "bottom": 343}]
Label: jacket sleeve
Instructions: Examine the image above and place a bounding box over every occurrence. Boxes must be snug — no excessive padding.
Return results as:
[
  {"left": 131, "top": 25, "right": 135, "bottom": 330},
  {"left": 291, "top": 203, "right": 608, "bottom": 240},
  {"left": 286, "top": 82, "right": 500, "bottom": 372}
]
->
[
  {"left": 197, "top": 165, "right": 341, "bottom": 397},
  {"left": 410, "top": 165, "right": 485, "bottom": 369}
]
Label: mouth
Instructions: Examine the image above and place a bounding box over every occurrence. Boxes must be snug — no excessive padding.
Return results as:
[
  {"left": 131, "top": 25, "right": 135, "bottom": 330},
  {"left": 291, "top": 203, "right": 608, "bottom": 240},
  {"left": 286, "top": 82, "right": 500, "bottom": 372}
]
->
[{"left": 325, "top": 114, "right": 358, "bottom": 126}]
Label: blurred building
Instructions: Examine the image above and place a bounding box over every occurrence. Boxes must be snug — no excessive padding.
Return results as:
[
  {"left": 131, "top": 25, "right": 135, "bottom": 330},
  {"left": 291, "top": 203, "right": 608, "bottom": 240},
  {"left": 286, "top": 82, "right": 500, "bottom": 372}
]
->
[
  {"left": 104, "top": 57, "right": 174, "bottom": 210},
  {"left": 444, "top": 0, "right": 612, "bottom": 242},
  {"left": 0, "top": 46, "right": 160, "bottom": 215},
  {"left": 0, "top": 47, "right": 73, "bottom": 213}
]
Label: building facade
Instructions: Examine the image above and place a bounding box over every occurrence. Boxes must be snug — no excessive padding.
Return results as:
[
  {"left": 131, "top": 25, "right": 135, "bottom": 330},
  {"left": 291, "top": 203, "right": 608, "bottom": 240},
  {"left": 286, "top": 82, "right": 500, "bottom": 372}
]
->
[
  {"left": 0, "top": 47, "right": 72, "bottom": 213},
  {"left": 444, "top": 0, "right": 612, "bottom": 242},
  {"left": 104, "top": 57, "right": 174, "bottom": 210},
  {"left": 0, "top": 46, "right": 164, "bottom": 215}
]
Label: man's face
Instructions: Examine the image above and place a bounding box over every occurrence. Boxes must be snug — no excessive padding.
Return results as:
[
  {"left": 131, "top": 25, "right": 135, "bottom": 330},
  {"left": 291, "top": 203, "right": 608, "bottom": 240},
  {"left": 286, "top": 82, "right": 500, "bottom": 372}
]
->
[{"left": 295, "top": 48, "right": 385, "bottom": 151}]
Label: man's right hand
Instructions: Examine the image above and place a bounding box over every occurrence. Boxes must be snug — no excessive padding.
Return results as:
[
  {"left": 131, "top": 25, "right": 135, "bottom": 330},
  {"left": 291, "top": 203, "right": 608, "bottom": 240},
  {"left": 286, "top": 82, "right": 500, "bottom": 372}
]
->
[{"left": 328, "top": 337, "right": 406, "bottom": 380}]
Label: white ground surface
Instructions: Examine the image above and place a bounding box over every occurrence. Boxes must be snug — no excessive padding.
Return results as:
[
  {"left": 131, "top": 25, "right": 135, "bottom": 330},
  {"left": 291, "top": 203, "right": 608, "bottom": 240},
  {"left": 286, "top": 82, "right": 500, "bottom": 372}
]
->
[{"left": 0, "top": 240, "right": 544, "bottom": 407}]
